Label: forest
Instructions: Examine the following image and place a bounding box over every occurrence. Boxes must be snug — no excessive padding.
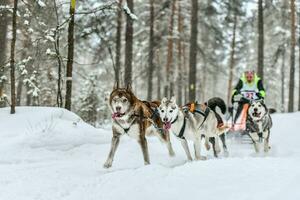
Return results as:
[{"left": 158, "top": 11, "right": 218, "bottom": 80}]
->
[{"left": 0, "top": 0, "right": 299, "bottom": 126}]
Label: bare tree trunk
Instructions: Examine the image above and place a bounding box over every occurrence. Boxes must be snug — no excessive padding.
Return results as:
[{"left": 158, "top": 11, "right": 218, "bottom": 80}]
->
[
  {"left": 227, "top": 12, "right": 237, "bottom": 105},
  {"left": 164, "top": 0, "right": 176, "bottom": 98},
  {"left": 298, "top": 7, "right": 300, "bottom": 111},
  {"left": 182, "top": 39, "right": 188, "bottom": 103},
  {"left": 288, "top": 0, "right": 296, "bottom": 112},
  {"left": 124, "top": 0, "right": 134, "bottom": 86},
  {"left": 10, "top": 0, "right": 18, "bottom": 114},
  {"left": 189, "top": 0, "right": 198, "bottom": 102},
  {"left": 0, "top": 0, "right": 9, "bottom": 107},
  {"left": 281, "top": 50, "right": 286, "bottom": 112},
  {"left": 147, "top": 0, "right": 155, "bottom": 100},
  {"left": 115, "top": 0, "right": 123, "bottom": 84},
  {"left": 53, "top": 0, "right": 63, "bottom": 107},
  {"left": 257, "top": 0, "right": 264, "bottom": 80},
  {"left": 65, "top": 0, "right": 76, "bottom": 111},
  {"left": 156, "top": 49, "right": 161, "bottom": 99},
  {"left": 176, "top": 0, "right": 183, "bottom": 105}
]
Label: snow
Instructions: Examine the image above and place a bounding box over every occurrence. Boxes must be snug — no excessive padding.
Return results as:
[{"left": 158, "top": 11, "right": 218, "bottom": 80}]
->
[
  {"left": 123, "top": 3, "right": 138, "bottom": 20},
  {"left": 0, "top": 107, "right": 300, "bottom": 200}
]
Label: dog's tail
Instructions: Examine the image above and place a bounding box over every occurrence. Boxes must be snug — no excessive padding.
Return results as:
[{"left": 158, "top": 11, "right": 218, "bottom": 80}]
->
[{"left": 207, "top": 97, "right": 226, "bottom": 114}]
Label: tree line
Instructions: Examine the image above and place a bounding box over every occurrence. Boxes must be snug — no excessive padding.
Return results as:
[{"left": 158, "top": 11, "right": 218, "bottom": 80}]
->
[{"left": 0, "top": 0, "right": 299, "bottom": 125}]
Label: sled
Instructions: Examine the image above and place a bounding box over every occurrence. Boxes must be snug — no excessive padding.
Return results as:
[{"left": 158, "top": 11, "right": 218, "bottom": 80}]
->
[{"left": 226, "top": 98, "right": 252, "bottom": 143}]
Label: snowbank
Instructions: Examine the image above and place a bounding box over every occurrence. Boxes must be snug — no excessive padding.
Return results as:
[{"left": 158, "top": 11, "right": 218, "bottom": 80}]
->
[{"left": 0, "top": 107, "right": 300, "bottom": 200}]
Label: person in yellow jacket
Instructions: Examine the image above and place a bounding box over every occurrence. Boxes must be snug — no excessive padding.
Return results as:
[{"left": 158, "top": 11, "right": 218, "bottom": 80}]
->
[{"left": 231, "top": 70, "right": 265, "bottom": 124}]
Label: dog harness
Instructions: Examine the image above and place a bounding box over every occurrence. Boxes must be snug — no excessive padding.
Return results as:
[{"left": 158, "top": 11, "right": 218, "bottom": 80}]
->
[
  {"left": 183, "top": 102, "right": 210, "bottom": 129},
  {"left": 172, "top": 116, "right": 186, "bottom": 139},
  {"left": 172, "top": 103, "right": 210, "bottom": 140}
]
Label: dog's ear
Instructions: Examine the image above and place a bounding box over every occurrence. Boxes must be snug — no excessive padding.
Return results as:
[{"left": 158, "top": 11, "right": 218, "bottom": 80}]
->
[
  {"left": 126, "top": 83, "right": 132, "bottom": 91},
  {"left": 161, "top": 97, "right": 167, "bottom": 104},
  {"left": 113, "top": 81, "right": 119, "bottom": 90},
  {"left": 170, "top": 96, "right": 176, "bottom": 104}
]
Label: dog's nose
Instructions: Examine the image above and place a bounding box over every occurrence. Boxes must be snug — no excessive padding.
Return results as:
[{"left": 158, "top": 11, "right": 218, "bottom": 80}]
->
[
  {"left": 254, "top": 108, "right": 258, "bottom": 112},
  {"left": 163, "top": 117, "right": 168, "bottom": 122},
  {"left": 116, "top": 106, "right": 121, "bottom": 111}
]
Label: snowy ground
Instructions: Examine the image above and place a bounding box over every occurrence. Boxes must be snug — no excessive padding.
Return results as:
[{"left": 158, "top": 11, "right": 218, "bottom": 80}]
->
[{"left": 0, "top": 107, "right": 300, "bottom": 200}]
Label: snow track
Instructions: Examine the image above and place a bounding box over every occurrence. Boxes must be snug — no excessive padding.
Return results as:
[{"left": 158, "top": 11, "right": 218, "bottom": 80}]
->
[{"left": 0, "top": 107, "right": 300, "bottom": 200}]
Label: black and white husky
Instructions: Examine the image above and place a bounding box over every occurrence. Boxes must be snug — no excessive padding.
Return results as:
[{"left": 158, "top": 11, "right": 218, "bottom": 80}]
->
[
  {"left": 158, "top": 97, "right": 228, "bottom": 161},
  {"left": 246, "top": 100, "right": 272, "bottom": 153}
]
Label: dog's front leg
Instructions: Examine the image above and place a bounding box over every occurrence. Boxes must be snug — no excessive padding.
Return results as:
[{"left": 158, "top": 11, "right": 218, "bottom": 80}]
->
[
  {"left": 263, "top": 130, "right": 270, "bottom": 152},
  {"left": 180, "top": 139, "right": 193, "bottom": 161},
  {"left": 103, "top": 134, "right": 121, "bottom": 168},
  {"left": 194, "top": 138, "right": 206, "bottom": 160},
  {"left": 249, "top": 132, "right": 260, "bottom": 153},
  {"left": 165, "top": 130, "right": 175, "bottom": 157},
  {"left": 138, "top": 135, "right": 150, "bottom": 165}
]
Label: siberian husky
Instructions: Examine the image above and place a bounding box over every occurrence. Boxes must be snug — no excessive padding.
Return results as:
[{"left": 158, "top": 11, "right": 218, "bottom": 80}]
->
[
  {"left": 246, "top": 100, "right": 272, "bottom": 153},
  {"left": 158, "top": 97, "right": 228, "bottom": 161},
  {"left": 103, "top": 83, "right": 175, "bottom": 168}
]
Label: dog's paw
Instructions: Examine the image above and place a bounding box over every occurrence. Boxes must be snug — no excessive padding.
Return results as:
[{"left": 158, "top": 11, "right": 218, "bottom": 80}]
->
[
  {"left": 103, "top": 161, "right": 112, "bottom": 168},
  {"left": 144, "top": 161, "right": 150, "bottom": 165},
  {"left": 195, "top": 156, "right": 207, "bottom": 161},
  {"left": 264, "top": 146, "right": 271, "bottom": 153},
  {"left": 169, "top": 151, "right": 176, "bottom": 157}
]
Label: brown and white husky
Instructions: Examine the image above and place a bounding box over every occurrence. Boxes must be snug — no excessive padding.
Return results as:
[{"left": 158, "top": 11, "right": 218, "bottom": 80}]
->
[{"left": 103, "top": 84, "right": 175, "bottom": 168}]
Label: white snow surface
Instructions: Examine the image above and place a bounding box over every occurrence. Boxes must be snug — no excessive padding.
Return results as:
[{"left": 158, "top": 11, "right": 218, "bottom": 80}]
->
[{"left": 0, "top": 107, "right": 300, "bottom": 200}]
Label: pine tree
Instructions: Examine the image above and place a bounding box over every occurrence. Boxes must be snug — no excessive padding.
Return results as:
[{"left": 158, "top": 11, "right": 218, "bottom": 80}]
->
[
  {"left": 288, "top": 0, "right": 296, "bottom": 112},
  {"left": 10, "top": 0, "right": 19, "bottom": 114},
  {"left": 124, "top": 0, "right": 134, "bottom": 86},
  {"left": 257, "top": 0, "right": 264, "bottom": 80},
  {"left": 189, "top": 0, "right": 198, "bottom": 102},
  {"left": 0, "top": 0, "right": 9, "bottom": 108},
  {"left": 65, "top": 0, "right": 76, "bottom": 111},
  {"left": 147, "top": 0, "right": 155, "bottom": 100}
]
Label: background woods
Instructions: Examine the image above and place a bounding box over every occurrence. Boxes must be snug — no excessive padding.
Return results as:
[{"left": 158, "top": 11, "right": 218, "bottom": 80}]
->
[{"left": 0, "top": 0, "right": 299, "bottom": 126}]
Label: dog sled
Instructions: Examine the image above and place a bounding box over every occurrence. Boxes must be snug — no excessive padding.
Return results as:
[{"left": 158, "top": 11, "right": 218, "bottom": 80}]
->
[{"left": 226, "top": 94, "right": 256, "bottom": 143}]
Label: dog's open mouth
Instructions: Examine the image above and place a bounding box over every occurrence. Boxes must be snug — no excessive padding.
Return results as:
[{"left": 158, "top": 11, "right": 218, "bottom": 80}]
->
[
  {"left": 112, "top": 112, "right": 125, "bottom": 119},
  {"left": 163, "top": 121, "right": 172, "bottom": 130},
  {"left": 252, "top": 112, "right": 261, "bottom": 118}
]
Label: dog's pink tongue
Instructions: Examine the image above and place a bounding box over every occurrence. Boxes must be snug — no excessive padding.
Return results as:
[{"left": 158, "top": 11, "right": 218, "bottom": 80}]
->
[
  {"left": 163, "top": 122, "right": 171, "bottom": 130},
  {"left": 112, "top": 113, "right": 119, "bottom": 119}
]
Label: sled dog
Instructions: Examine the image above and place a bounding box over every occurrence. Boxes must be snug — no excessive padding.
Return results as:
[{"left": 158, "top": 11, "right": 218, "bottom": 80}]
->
[
  {"left": 246, "top": 100, "right": 272, "bottom": 153},
  {"left": 103, "top": 83, "right": 175, "bottom": 168},
  {"left": 158, "top": 97, "right": 228, "bottom": 161}
]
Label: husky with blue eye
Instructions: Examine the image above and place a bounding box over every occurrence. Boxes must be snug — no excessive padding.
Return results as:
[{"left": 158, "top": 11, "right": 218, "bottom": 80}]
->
[
  {"left": 246, "top": 100, "right": 272, "bottom": 153},
  {"left": 158, "top": 97, "right": 228, "bottom": 161}
]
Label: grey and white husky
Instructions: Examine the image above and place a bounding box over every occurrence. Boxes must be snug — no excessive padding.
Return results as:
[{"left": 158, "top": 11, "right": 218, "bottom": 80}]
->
[
  {"left": 246, "top": 100, "right": 272, "bottom": 153},
  {"left": 158, "top": 97, "right": 228, "bottom": 161}
]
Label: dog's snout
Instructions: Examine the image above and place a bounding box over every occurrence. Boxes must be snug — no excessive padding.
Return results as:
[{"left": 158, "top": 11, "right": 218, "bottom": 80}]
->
[
  {"left": 254, "top": 108, "right": 258, "bottom": 112},
  {"left": 116, "top": 106, "right": 121, "bottom": 111},
  {"left": 163, "top": 117, "right": 168, "bottom": 122}
]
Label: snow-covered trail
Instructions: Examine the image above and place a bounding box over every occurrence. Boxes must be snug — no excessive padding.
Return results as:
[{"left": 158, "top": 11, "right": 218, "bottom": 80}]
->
[{"left": 0, "top": 107, "right": 299, "bottom": 200}]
